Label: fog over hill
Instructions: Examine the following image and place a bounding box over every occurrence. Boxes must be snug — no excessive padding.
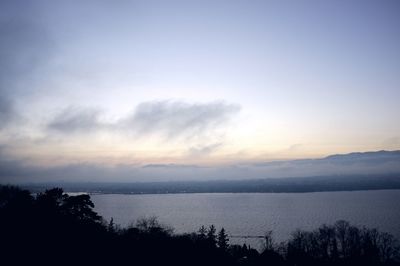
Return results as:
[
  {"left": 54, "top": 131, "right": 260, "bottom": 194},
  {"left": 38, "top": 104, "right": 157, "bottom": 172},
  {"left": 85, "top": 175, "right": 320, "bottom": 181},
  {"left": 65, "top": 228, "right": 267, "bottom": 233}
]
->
[{"left": 1, "top": 150, "right": 400, "bottom": 184}]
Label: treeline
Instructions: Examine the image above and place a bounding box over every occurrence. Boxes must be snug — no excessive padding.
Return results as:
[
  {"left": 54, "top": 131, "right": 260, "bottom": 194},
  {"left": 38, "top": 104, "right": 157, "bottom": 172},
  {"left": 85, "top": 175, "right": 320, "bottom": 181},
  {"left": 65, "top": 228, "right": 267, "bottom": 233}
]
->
[{"left": 0, "top": 185, "right": 399, "bottom": 266}]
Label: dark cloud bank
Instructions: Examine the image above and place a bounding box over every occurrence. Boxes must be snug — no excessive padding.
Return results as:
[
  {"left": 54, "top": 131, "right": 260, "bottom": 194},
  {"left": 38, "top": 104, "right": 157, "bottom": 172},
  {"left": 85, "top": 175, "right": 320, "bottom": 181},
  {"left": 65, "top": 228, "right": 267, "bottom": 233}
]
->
[{"left": 1, "top": 150, "right": 400, "bottom": 184}]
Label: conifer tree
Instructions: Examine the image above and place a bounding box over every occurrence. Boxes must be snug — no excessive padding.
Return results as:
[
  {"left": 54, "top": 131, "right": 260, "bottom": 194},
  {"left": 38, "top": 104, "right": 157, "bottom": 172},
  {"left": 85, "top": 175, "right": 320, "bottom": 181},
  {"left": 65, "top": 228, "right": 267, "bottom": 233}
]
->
[
  {"left": 207, "top": 224, "right": 217, "bottom": 247},
  {"left": 217, "top": 227, "right": 229, "bottom": 250}
]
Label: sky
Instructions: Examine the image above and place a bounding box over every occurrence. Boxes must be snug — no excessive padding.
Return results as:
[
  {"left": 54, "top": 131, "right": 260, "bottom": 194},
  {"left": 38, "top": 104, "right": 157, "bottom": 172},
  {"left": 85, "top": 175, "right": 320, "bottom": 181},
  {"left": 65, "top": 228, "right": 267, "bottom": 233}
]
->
[{"left": 1, "top": 0, "right": 400, "bottom": 182}]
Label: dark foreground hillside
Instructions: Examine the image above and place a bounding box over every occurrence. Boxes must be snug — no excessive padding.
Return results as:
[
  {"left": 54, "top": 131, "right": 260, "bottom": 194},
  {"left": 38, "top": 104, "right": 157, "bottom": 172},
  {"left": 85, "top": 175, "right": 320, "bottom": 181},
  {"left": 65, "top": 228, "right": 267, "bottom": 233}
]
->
[{"left": 0, "top": 185, "right": 399, "bottom": 266}]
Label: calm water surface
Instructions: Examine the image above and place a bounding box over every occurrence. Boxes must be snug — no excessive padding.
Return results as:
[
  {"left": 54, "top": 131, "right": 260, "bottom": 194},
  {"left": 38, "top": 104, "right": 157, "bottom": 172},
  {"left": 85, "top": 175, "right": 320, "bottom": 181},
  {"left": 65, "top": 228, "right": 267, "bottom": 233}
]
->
[{"left": 92, "top": 190, "right": 400, "bottom": 249}]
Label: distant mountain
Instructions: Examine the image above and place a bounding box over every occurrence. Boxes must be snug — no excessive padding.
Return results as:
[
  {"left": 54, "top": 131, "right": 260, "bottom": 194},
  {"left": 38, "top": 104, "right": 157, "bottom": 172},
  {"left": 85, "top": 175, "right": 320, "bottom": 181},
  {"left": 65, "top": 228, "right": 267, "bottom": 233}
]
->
[
  {"left": 324, "top": 150, "right": 400, "bottom": 162},
  {"left": 244, "top": 150, "right": 400, "bottom": 179},
  {"left": 17, "top": 150, "right": 400, "bottom": 193},
  {"left": 2, "top": 150, "right": 400, "bottom": 184},
  {"left": 253, "top": 150, "right": 400, "bottom": 165}
]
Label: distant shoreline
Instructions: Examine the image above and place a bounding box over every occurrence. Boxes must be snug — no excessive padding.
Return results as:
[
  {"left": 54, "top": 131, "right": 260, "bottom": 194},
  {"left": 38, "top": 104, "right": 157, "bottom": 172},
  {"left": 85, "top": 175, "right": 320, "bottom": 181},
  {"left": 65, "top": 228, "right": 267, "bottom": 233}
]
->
[
  {"left": 14, "top": 173, "right": 400, "bottom": 195},
  {"left": 73, "top": 187, "right": 400, "bottom": 196}
]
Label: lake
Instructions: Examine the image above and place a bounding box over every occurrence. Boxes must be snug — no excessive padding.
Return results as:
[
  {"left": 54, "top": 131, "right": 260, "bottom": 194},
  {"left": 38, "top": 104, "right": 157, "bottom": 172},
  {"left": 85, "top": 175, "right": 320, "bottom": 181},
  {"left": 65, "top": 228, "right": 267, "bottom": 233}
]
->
[{"left": 91, "top": 190, "right": 400, "bottom": 250}]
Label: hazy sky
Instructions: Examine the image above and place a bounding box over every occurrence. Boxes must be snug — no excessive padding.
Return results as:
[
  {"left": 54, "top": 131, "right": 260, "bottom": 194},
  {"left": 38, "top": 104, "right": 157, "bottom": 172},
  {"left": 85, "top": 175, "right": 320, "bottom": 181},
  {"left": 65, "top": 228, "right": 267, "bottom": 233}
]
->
[{"left": 1, "top": 0, "right": 400, "bottom": 173}]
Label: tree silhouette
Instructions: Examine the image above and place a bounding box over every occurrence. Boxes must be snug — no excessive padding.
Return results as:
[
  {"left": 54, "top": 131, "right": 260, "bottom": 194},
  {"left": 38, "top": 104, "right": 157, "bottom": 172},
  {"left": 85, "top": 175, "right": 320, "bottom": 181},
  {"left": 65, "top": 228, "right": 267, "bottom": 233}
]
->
[
  {"left": 135, "top": 216, "right": 173, "bottom": 236},
  {"left": 207, "top": 224, "right": 217, "bottom": 247},
  {"left": 263, "top": 230, "right": 274, "bottom": 251},
  {"left": 36, "top": 187, "right": 66, "bottom": 211},
  {"left": 1, "top": 185, "right": 400, "bottom": 266},
  {"left": 62, "top": 194, "right": 101, "bottom": 221},
  {"left": 217, "top": 227, "right": 229, "bottom": 251},
  {"left": 198, "top": 225, "right": 207, "bottom": 239}
]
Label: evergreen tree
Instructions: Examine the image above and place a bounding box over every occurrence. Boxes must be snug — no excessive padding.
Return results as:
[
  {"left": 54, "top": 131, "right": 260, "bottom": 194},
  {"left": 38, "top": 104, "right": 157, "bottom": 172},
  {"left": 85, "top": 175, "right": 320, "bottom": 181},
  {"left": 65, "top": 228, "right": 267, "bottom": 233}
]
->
[
  {"left": 198, "top": 225, "right": 207, "bottom": 239},
  {"left": 217, "top": 227, "right": 229, "bottom": 251},
  {"left": 108, "top": 217, "right": 115, "bottom": 232},
  {"left": 207, "top": 224, "right": 217, "bottom": 247}
]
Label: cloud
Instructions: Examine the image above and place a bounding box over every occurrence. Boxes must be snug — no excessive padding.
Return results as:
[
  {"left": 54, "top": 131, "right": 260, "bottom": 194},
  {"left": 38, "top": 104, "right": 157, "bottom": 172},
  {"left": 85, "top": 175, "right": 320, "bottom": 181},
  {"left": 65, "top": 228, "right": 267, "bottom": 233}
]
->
[
  {"left": 287, "top": 143, "right": 303, "bottom": 152},
  {"left": 0, "top": 1, "right": 54, "bottom": 129},
  {"left": 47, "top": 107, "right": 103, "bottom": 133},
  {"left": 46, "top": 101, "right": 241, "bottom": 140},
  {"left": 187, "top": 142, "right": 223, "bottom": 157},
  {"left": 0, "top": 97, "right": 15, "bottom": 128},
  {"left": 122, "top": 100, "right": 240, "bottom": 139},
  {"left": 142, "top": 164, "right": 201, "bottom": 169}
]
